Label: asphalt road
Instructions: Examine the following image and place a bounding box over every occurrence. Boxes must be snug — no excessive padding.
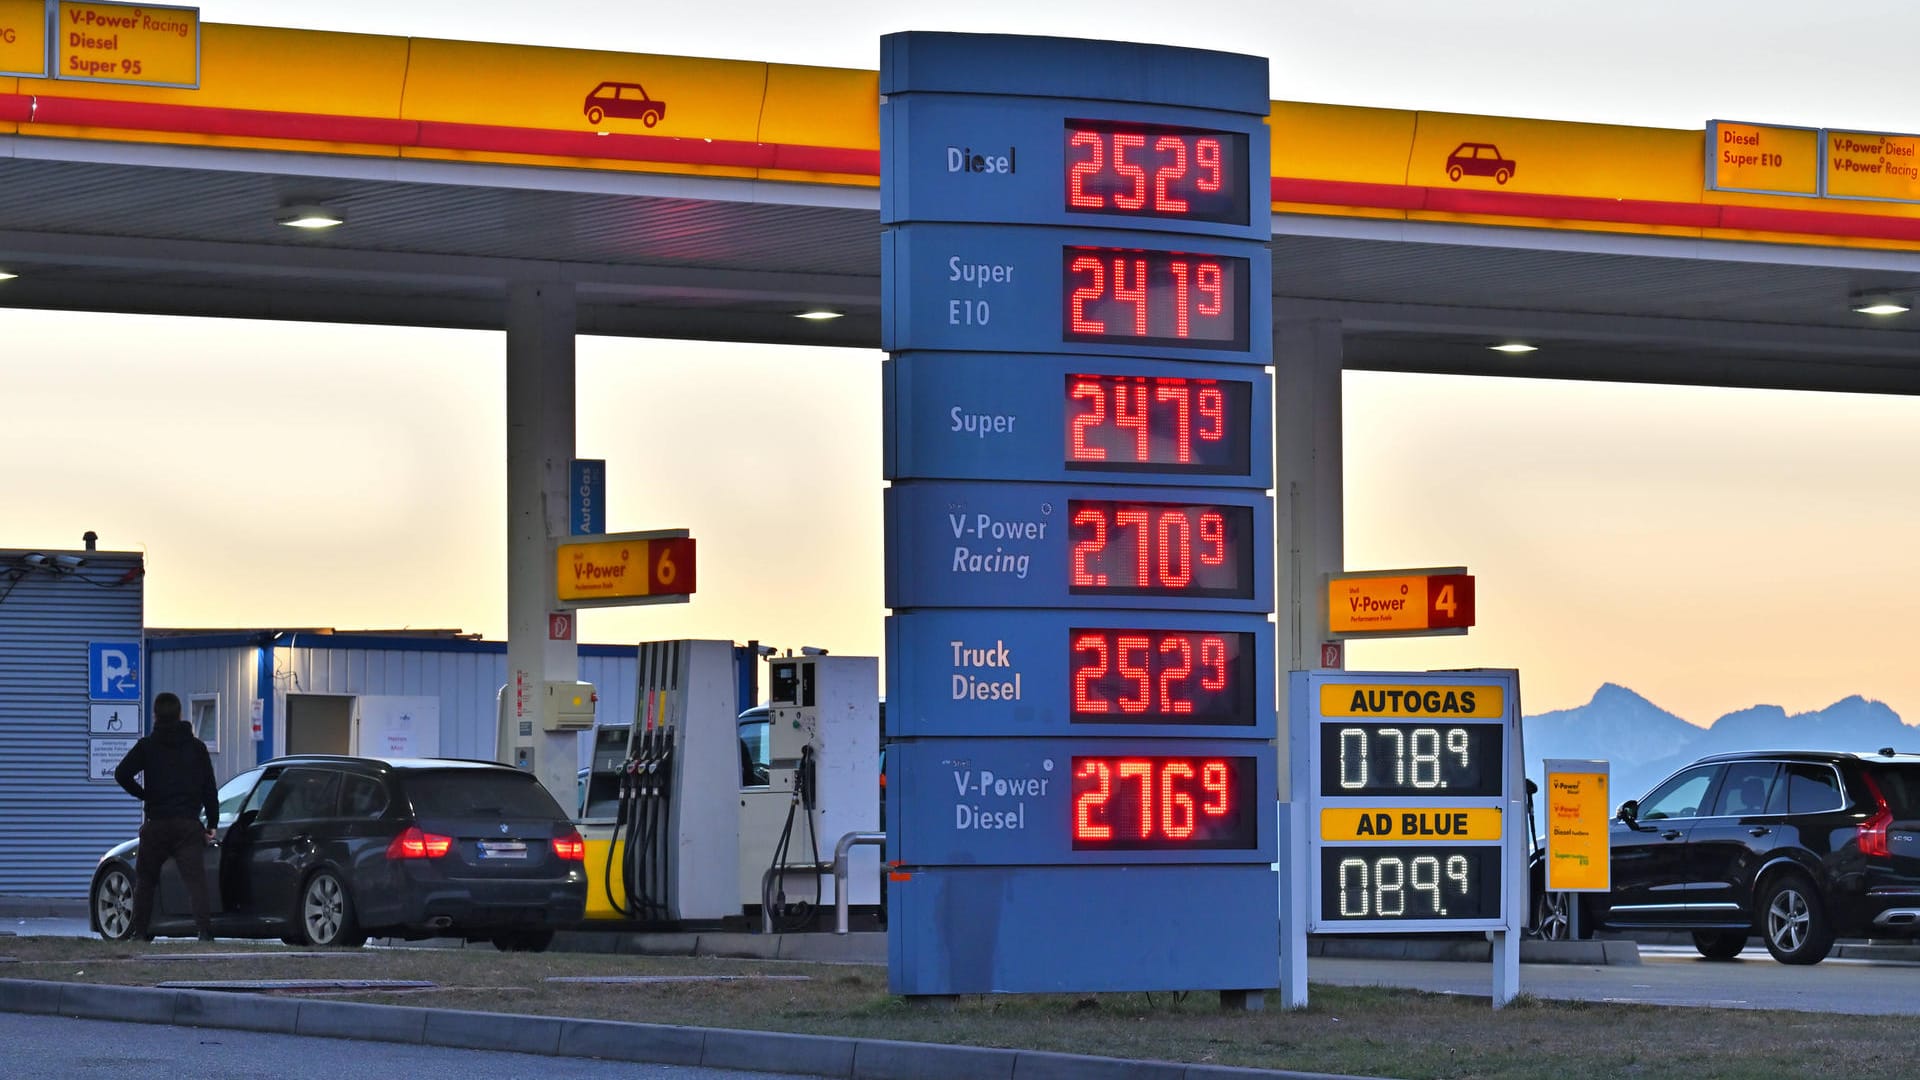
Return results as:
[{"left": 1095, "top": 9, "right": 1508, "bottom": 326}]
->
[{"left": 0, "top": 1011, "right": 826, "bottom": 1080}]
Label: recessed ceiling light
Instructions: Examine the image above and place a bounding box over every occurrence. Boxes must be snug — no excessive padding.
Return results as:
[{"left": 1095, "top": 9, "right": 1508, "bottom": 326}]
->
[
  {"left": 0, "top": 271, "right": 16, "bottom": 282},
  {"left": 795, "top": 310, "right": 844, "bottom": 321},
  {"left": 1852, "top": 295, "right": 1910, "bottom": 317},
  {"left": 1489, "top": 342, "right": 1538, "bottom": 354},
  {"left": 277, "top": 205, "right": 345, "bottom": 230}
]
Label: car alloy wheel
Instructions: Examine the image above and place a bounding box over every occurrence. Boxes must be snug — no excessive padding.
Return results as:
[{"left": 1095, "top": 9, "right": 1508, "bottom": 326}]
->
[
  {"left": 1534, "top": 890, "right": 1571, "bottom": 941},
  {"left": 301, "top": 871, "right": 363, "bottom": 947},
  {"left": 95, "top": 866, "right": 136, "bottom": 941},
  {"left": 1761, "top": 875, "right": 1834, "bottom": 965}
]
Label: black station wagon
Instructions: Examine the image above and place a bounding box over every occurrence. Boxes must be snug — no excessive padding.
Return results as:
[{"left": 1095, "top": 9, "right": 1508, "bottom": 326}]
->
[
  {"left": 1536, "top": 749, "right": 1920, "bottom": 964},
  {"left": 91, "top": 755, "right": 587, "bottom": 950}
]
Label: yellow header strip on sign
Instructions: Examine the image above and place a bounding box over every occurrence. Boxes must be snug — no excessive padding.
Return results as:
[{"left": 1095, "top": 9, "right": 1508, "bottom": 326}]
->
[
  {"left": 1319, "top": 683, "right": 1505, "bottom": 719},
  {"left": 1320, "top": 807, "right": 1503, "bottom": 843},
  {"left": 0, "top": 0, "right": 49, "bottom": 77}
]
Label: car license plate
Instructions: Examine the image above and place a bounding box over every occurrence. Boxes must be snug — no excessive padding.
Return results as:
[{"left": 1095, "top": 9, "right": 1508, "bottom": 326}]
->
[{"left": 477, "top": 841, "right": 528, "bottom": 860}]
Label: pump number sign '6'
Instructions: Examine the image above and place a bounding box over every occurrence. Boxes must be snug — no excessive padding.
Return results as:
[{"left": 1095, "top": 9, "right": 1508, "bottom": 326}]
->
[
  {"left": 1291, "top": 669, "right": 1525, "bottom": 933},
  {"left": 553, "top": 530, "right": 695, "bottom": 608}
]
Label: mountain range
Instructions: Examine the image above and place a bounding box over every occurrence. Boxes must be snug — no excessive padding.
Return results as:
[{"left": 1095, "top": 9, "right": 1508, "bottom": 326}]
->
[{"left": 1523, "top": 684, "right": 1918, "bottom": 805}]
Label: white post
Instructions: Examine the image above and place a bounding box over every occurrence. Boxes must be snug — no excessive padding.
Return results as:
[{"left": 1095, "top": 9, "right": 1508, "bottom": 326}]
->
[{"left": 503, "top": 281, "right": 582, "bottom": 811}]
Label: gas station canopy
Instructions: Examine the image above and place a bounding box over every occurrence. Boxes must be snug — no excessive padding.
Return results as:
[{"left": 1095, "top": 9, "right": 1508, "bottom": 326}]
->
[{"left": 4, "top": 20, "right": 1920, "bottom": 390}]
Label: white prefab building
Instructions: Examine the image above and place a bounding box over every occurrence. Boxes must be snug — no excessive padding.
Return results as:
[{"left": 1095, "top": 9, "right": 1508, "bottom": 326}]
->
[{"left": 147, "top": 629, "right": 642, "bottom": 795}]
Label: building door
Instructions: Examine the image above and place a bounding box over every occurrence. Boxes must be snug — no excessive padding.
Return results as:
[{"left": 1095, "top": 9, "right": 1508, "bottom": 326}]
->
[{"left": 284, "top": 695, "right": 352, "bottom": 755}]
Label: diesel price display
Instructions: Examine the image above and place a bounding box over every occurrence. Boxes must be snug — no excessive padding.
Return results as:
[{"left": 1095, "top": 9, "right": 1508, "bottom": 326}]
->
[
  {"left": 1071, "top": 629, "right": 1254, "bottom": 723},
  {"left": 1065, "top": 119, "right": 1250, "bottom": 225},
  {"left": 1072, "top": 755, "right": 1257, "bottom": 850}
]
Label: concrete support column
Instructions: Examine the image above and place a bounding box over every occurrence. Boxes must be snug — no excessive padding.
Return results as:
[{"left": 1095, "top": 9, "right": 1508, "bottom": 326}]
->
[
  {"left": 502, "top": 281, "right": 581, "bottom": 810},
  {"left": 1273, "top": 317, "right": 1344, "bottom": 800}
]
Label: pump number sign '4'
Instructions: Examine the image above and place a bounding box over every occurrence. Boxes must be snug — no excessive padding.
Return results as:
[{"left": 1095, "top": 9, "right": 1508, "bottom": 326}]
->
[{"left": 1292, "top": 669, "right": 1525, "bottom": 933}]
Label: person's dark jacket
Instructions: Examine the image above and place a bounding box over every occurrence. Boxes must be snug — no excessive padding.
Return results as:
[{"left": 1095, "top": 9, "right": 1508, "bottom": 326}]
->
[{"left": 114, "top": 718, "right": 219, "bottom": 830}]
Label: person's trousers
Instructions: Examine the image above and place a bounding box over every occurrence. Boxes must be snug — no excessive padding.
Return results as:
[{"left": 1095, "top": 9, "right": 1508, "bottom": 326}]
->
[{"left": 130, "top": 816, "right": 211, "bottom": 938}]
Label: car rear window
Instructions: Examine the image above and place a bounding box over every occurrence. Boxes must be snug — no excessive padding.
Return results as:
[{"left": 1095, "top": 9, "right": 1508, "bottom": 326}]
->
[
  {"left": 402, "top": 769, "right": 566, "bottom": 820},
  {"left": 1868, "top": 764, "right": 1920, "bottom": 819}
]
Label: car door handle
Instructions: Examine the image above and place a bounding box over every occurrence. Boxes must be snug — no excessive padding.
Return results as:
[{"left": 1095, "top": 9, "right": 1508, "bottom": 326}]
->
[
  {"left": 1661, "top": 830, "right": 1683, "bottom": 841},
  {"left": 1749, "top": 827, "right": 1772, "bottom": 837}
]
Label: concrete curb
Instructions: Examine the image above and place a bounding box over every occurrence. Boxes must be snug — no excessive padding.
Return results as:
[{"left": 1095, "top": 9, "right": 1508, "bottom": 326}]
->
[
  {"left": 0, "top": 977, "right": 1390, "bottom": 1080},
  {"left": 1309, "top": 937, "right": 1639, "bottom": 966}
]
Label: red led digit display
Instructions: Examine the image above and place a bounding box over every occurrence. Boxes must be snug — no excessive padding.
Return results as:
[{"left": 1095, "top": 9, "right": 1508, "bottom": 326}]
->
[
  {"left": 1071, "top": 755, "right": 1257, "bottom": 850},
  {"left": 1070, "top": 630, "right": 1254, "bottom": 724},
  {"left": 1064, "top": 120, "right": 1249, "bottom": 225},
  {"left": 1068, "top": 499, "right": 1254, "bottom": 599},
  {"left": 1063, "top": 248, "right": 1249, "bottom": 350},
  {"left": 1065, "top": 374, "right": 1251, "bottom": 475}
]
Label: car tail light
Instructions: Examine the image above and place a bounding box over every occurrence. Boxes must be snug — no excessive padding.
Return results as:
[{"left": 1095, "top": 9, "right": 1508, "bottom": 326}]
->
[
  {"left": 552, "top": 831, "right": 586, "bottom": 861},
  {"left": 1859, "top": 773, "right": 1894, "bottom": 859},
  {"left": 386, "top": 825, "right": 453, "bottom": 860}
]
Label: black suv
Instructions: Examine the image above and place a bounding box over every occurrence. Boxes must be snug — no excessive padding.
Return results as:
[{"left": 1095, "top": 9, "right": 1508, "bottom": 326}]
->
[
  {"left": 91, "top": 756, "right": 587, "bottom": 950},
  {"left": 1539, "top": 749, "right": 1920, "bottom": 964}
]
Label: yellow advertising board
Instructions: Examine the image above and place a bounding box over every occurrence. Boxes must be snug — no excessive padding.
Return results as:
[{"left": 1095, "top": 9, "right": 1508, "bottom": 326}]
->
[
  {"left": 1544, "top": 760, "right": 1610, "bottom": 892},
  {"left": 1826, "top": 129, "right": 1920, "bottom": 203},
  {"left": 1707, "top": 121, "right": 1818, "bottom": 196},
  {"left": 55, "top": 1, "right": 197, "bottom": 88},
  {"left": 0, "top": 0, "right": 48, "bottom": 77},
  {"left": 1317, "top": 682, "right": 1505, "bottom": 719},
  {"left": 1319, "top": 807, "right": 1503, "bottom": 843}
]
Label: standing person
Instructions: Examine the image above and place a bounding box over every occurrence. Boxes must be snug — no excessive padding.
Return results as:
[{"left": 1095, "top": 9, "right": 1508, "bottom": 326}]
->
[{"left": 113, "top": 692, "right": 219, "bottom": 942}]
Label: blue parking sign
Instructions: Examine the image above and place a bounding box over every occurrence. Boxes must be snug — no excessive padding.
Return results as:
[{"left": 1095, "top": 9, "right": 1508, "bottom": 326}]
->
[{"left": 88, "top": 641, "right": 141, "bottom": 703}]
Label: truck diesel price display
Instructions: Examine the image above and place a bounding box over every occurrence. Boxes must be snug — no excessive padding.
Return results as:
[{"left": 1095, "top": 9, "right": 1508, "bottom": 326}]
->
[
  {"left": 1065, "top": 120, "right": 1250, "bottom": 224},
  {"left": 1066, "top": 374, "right": 1251, "bottom": 474},
  {"left": 1070, "top": 629, "right": 1254, "bottom": 723}
]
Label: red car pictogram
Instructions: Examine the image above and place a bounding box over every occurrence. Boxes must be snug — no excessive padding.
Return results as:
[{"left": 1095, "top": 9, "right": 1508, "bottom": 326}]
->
[
  {"left": 1445, "top": 142, "right": 1516, "bottom": 184},
  {"left": 584, "top": 81, "right": 666, "bottom": 128}
]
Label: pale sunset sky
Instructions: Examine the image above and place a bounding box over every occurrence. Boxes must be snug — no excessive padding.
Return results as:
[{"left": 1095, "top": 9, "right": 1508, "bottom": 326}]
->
[{"left": 6, "top": 1, "right": 1920, "bottom": 729}]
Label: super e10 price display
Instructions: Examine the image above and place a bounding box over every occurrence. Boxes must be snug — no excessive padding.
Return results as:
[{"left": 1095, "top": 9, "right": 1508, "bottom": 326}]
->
[
  {"left": 1319, "top": 846, "right": 1501, "bottom": 922},
  {"left": 1063, "top": 247, "right": 1249, "bottom": 350}
]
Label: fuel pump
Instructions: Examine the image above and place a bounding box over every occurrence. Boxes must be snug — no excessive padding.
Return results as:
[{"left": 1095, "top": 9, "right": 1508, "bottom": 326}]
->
[{"left": 577, "top": 639, "right": 738, "bottom": 924}]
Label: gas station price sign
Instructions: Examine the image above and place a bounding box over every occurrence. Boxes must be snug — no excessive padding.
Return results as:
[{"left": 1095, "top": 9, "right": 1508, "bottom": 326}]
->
[
  {"left": 1292, "top": 670, "right": 1524, "bottom": 934},
  {"left": 882, "top": 31, "right": 1275, "bottom": 998}
]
